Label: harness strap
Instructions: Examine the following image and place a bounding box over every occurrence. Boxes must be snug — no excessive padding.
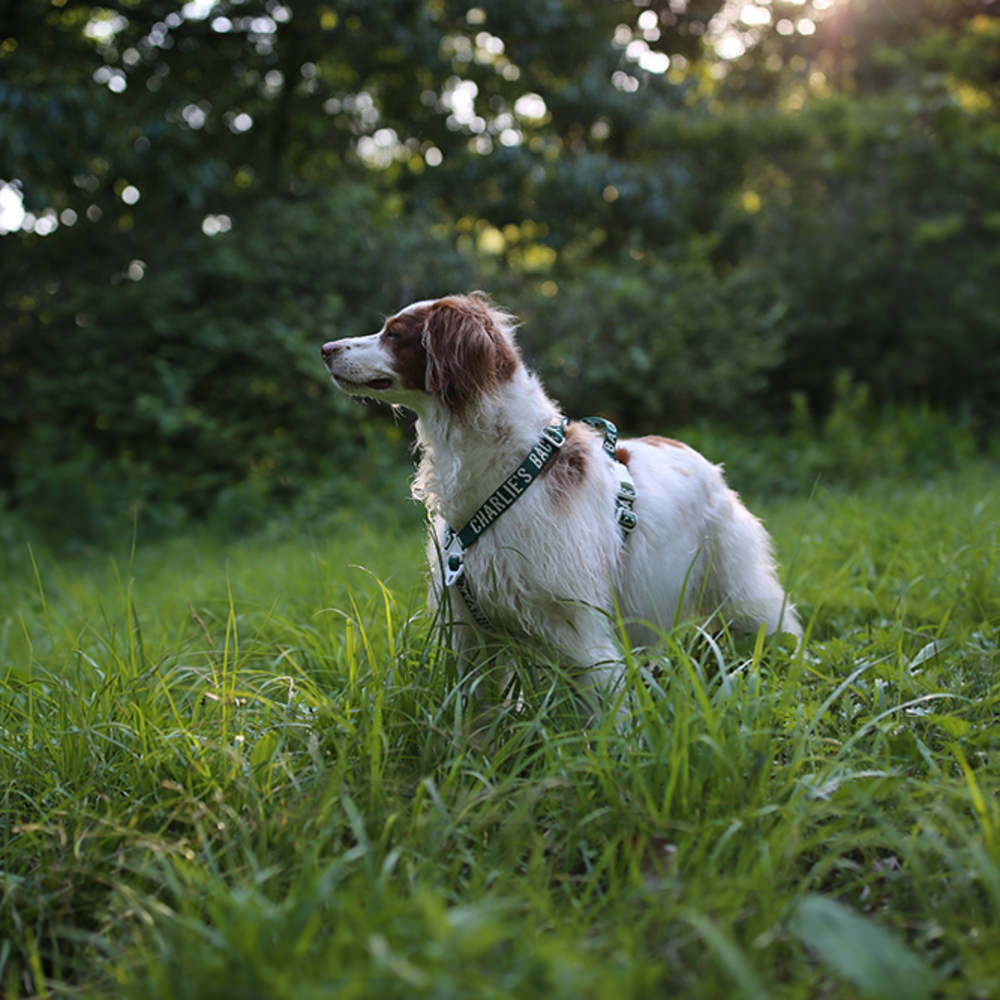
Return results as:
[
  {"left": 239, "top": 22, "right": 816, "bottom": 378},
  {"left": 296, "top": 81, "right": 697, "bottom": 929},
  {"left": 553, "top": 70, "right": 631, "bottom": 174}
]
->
[
  {"left": 582, "top": 417, "right": 637, "bottom": 535},
  {"left": 442, "top": 418, "right": 567, "bottom": 589},
  {"left": 452, "top": 419, "right": 567, "bottom": 551},
  {"left": 454, "top": 571, "right": 493, "bottom": 630},
  {"left": 581, "top": 416, "right": 619, "bottom": 459},
  {"left": 441, "top": 416, "right": 638, "bottom": 629}
]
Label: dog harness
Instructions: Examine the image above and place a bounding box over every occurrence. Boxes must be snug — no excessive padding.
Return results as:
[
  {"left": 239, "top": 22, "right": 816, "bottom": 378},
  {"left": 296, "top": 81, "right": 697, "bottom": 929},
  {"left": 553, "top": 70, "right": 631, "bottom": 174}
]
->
[{"left": 440, "top": 416, "right": 637, "bottom": 629}]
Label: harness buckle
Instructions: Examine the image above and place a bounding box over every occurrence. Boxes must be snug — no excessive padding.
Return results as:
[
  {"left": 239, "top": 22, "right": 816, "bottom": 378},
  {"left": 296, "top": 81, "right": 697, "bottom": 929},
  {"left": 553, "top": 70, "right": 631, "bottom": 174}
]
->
[
  {"left": 442, "top": 528, "right": 466, "bottom": 586},
  {"left": 616, "top": 506, "right": 638, "bottom": 533}
]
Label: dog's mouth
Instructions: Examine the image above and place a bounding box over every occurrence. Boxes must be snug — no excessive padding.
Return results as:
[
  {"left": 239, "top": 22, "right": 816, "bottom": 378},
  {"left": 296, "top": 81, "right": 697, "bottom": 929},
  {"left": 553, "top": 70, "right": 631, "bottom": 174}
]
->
[{"left": 333, "top": 374, "right": 395, "bottom": 393}]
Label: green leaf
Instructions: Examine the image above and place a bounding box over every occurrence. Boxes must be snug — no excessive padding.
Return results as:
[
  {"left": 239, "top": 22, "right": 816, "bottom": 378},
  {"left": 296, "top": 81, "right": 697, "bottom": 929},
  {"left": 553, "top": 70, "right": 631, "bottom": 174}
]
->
[
  {"left": 790, "top": 895, "right": 940, "bottom": 1000},
  {"left": 249, "top": 730, "right": 280, "bottom": 770}
]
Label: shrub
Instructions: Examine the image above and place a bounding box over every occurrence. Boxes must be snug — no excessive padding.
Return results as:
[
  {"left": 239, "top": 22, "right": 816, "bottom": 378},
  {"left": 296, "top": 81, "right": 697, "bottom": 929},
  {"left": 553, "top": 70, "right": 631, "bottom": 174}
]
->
[
  {"left": 4, "top": 187, "right": 473, "bottom": 543},
  {"left": 512, "top": 247, "right": 787, "bottom": 430}
]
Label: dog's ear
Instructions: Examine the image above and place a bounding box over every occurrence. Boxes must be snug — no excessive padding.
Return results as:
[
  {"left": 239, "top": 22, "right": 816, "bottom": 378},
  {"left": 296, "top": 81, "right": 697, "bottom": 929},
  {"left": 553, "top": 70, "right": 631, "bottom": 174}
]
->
[{"left": 423, "top": 296, "right": 518, "bottom": 413}]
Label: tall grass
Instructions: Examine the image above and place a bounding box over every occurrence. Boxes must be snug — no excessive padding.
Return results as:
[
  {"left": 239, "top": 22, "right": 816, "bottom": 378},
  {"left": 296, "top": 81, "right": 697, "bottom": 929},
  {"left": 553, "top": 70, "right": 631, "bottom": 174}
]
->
[{"left": 1, "top": 465, "right": 998, "bottom": 998}]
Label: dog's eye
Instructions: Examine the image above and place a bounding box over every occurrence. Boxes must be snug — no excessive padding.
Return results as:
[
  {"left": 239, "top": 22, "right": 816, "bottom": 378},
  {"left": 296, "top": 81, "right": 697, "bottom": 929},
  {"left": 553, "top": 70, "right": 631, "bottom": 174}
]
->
[{"left": 383, "top": 328, "right": 398, "bottom": 341}]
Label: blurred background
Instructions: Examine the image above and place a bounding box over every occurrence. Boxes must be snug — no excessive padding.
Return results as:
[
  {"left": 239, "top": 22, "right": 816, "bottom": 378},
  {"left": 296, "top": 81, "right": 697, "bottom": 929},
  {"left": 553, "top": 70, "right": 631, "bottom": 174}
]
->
[{"left": 2, "top": 0, "right": 998, "bottom": 546}]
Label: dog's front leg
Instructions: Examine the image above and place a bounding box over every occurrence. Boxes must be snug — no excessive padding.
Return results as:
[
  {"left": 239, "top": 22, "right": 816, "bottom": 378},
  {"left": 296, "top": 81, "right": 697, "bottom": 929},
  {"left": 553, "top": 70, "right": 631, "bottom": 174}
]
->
[{"left": 547, "top": 610, "right": 632, "bottom": 724}]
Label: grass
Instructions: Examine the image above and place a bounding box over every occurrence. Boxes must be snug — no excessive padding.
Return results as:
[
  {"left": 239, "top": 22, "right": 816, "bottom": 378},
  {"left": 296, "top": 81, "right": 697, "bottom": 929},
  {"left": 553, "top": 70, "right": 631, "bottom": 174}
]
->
[{"left": 1, "top": 463, "right": 999, "bottom": 998}]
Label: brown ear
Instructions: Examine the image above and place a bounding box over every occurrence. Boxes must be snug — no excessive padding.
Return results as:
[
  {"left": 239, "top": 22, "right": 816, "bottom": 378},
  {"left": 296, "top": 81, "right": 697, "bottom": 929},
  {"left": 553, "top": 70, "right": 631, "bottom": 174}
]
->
[{"left": 423, "top": 296, "right": 518, "bottom": 413}]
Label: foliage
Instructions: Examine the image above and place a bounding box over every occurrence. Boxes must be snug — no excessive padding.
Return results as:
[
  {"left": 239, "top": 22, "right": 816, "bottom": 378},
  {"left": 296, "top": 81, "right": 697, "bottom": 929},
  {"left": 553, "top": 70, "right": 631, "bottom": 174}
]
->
[
  {"left": 3, "top": 6, "right": 999, "bottom": 993},
  {"left": 673, "top": 372, "right": 984, "bottom": 500},
  {"left": 512, "top": 245, "right": 788, "bottom": 428},
  {"left": 2, "top": 0, "right": 1000, "bottom": 539},
  {"left": 739, "top": 80, "right": 1000, "bottom": 420},
  {"left": 1, "top": 465, "right": 999, "bottom": 996},
  {"left": 3, "top": 185, "right": 470, "bottom": 541}
]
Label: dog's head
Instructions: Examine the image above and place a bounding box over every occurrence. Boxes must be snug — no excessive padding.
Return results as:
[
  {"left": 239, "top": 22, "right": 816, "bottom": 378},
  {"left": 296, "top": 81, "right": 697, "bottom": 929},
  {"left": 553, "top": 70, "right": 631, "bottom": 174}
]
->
[{"left": 321, "top": 293, "right": 520, "bottom": 415}]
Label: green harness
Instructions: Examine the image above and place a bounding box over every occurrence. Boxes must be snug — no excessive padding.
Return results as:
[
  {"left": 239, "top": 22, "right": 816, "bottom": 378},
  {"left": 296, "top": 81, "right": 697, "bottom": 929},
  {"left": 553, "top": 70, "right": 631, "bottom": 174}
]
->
[{"left": 440, "top": 416, "right": 637, "bottom": 629}]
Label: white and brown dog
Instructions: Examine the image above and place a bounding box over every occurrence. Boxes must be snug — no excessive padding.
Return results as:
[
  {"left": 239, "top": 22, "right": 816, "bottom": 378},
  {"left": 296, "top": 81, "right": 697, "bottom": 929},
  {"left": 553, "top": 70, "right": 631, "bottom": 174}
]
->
[{"left": 322, "top": 293, "right": 801, "bottom": 702}]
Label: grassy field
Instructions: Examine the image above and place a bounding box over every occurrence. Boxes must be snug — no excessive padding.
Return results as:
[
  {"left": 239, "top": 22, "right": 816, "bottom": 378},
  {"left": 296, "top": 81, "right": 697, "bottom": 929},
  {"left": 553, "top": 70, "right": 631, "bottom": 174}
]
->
[{"left": 2, "top": 463, "right": 999, "bottom": 998}]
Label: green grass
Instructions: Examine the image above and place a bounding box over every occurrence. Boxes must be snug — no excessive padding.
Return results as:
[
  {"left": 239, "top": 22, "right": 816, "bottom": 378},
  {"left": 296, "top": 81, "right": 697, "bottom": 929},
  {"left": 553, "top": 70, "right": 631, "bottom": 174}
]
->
[{"left": 2, "top": 465, "right": 999, "bottom": 998}]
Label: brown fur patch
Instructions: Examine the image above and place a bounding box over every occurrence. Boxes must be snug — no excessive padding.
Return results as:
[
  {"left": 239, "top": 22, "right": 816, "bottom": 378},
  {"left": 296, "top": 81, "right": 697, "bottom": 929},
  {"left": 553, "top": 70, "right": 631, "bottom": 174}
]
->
[
  {"left": 643, "top": 435, "right": 687, "bottom": 450},
  {"left": 384, "top": 308, "right": 430, "bottom": 390},
  {"left": 615, "top": 445, "right": 631, "bottom": 467},
  {"left": 540, "top": 422, "right": 591, "bottom": 505},
  {"left": 423, "top": 295, "right": 519, "bottom": 413}
]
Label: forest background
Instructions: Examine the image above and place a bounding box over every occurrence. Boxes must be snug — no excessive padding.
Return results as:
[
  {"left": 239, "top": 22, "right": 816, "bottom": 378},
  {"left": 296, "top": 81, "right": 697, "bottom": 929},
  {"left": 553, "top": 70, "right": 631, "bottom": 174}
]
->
[{"left": 2, "top": 0, "right": 999, "bottom": 543}]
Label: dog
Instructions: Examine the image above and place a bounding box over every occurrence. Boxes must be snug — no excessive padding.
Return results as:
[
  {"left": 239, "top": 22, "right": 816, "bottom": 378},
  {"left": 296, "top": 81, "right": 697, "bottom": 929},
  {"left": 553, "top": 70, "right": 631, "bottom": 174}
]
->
[{"left": 321, "top": 292, "right": 801, "bottom": 703}]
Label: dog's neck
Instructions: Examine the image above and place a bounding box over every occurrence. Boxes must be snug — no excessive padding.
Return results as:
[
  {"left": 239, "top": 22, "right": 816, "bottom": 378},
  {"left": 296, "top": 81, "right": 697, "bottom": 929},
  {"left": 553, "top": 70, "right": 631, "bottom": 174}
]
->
[{"left": 410, "top": 368, "right": 561, "bottom": 527}]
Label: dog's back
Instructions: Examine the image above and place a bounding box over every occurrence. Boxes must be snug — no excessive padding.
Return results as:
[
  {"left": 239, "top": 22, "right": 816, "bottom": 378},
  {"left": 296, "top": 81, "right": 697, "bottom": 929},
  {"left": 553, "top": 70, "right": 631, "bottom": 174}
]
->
[{"left": 613, "top": 435, "right": 799, "bottom": 644}]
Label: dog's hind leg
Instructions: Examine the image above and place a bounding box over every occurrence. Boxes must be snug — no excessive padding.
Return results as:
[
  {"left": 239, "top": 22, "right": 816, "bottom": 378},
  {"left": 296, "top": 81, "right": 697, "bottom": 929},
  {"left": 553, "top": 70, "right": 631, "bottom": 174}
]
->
[{"left": 707, "top": 493, "right": 802, "bottom": 640}]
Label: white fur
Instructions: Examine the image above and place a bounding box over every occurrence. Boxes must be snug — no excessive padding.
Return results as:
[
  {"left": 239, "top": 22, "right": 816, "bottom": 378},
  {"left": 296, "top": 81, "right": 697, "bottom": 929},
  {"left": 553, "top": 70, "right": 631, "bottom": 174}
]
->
[{"left": 322, "top": 296, "right": 802, "bottom": 702}]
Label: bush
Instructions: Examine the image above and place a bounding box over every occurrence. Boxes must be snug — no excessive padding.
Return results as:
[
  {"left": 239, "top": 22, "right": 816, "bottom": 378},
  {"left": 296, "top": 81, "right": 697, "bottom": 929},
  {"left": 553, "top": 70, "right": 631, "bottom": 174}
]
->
[
  {"left": 676, "top": 373, "right": 981, "bottom": 500},
  {"left": 512, "top": 246, "right": 787, "bottom": 430},
  {"left": 4, "top": 187, "right": 473, "bottom": 543}
]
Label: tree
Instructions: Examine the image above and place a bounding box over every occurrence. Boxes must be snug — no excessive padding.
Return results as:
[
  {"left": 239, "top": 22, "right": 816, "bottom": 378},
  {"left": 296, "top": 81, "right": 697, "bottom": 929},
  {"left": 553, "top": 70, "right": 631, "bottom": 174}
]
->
[{"left": 2, "top": 0, "right": 998, "bottom": 539}]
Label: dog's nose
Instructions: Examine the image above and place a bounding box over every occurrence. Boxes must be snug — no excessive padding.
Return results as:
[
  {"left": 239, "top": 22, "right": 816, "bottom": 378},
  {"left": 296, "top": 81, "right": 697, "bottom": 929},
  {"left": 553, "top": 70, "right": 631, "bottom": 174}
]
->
[{"left": 321, "top": 341, "right": 340, "bottom": 363}]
